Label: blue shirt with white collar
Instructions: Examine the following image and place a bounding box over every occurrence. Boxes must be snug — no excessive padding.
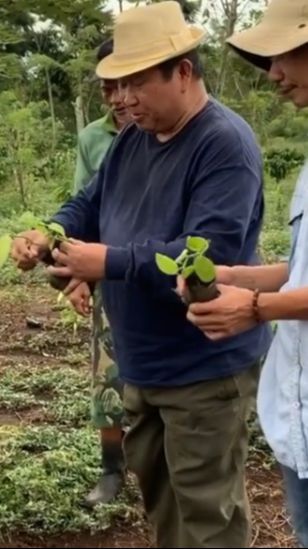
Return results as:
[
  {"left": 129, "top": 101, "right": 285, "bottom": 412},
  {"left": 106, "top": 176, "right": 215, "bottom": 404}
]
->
[{"left": 258, "top": 161, "right": 308, "bottom": 478}]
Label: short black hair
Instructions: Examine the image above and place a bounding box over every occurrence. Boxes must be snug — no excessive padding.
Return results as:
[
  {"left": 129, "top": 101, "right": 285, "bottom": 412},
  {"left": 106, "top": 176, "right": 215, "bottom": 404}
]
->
[
  {"left": 96, "top": 39, "right": 113, "bottom": 62},
  {"left": 157, "top": 49, "right": 203, "bottom": 80}
]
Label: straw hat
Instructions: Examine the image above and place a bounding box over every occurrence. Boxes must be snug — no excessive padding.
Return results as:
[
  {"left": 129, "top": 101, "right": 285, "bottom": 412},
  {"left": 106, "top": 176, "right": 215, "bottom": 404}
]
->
[
  {"left": 96, "top": 1, "right": 205, "bottom": 79},
  {"left": 227, "top": 0, "right": 308, "bottom": 71}
]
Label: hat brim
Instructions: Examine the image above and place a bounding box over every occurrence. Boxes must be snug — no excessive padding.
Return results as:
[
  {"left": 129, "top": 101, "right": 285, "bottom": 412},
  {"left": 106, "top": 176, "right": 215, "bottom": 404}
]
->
[
  {"left": 227, "top": 22, "right": 308, "bottom": 71},
  {"left": 96, "top": 26, "right": 205, "bottom": 79}
]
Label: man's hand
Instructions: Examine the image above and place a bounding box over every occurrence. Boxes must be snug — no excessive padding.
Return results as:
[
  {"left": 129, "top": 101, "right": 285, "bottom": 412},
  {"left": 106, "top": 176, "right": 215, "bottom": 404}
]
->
[
  {"left": 62, "top": 277, "right": 85, "bottom": 296},
  {"left": 187, "top": 284, "right": 257, "bottom": 341},
  {"left": 11, "top": 230, "right": 50, "bottom": 271},
  {"left": 67, "top": 281, "right": 92, "bottom": 317},
  {"left": 47, "top": 240, "right": 107, "bottom": 281}
]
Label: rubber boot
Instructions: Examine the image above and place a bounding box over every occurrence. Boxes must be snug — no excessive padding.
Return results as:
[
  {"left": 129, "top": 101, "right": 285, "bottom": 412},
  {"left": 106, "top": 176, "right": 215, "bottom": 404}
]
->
[{"left": 83, "top": 439, "right": 125, "bottom": 508}]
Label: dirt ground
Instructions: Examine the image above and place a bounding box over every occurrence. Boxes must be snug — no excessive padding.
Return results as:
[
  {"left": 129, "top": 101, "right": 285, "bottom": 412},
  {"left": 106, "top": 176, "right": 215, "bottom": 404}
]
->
[{"left": 0, "top": 284, "right": 296, "bottom": 548}]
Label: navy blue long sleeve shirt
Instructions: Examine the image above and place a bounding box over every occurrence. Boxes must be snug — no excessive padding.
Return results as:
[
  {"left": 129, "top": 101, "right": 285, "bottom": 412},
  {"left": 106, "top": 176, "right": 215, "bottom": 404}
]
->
[{"left": 53, "top": 100, "right": 271, "bottom": 387}]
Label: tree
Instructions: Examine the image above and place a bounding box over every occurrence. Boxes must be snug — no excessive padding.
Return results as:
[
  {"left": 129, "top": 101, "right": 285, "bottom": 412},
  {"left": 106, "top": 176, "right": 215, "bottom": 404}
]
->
[
  {"left": 27, "top": 53, "right": 64, "bottom": 150},
  {"left": 202, "top": 0, "right": 268, "bottom": 96},
  {"left": 0, "top": 0, "right": 113, "bottom": 133},
  {"left": 0, "top": 91, "right": 62, "bottom": 208}
]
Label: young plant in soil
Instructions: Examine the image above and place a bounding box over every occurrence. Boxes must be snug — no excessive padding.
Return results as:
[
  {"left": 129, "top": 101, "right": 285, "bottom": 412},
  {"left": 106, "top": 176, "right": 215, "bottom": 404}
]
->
[
  {"left": 0, "top": 212, "right": 70, "bottom": 291},
  {"left": 155, "top": 236, "right": 219, "bottom": 303}
]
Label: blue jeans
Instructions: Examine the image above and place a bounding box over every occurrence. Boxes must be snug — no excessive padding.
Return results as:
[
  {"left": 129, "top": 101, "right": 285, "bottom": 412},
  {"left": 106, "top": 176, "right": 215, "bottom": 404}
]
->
[{"left": 281, "top": 465, "right": 308, "bottom": 548}]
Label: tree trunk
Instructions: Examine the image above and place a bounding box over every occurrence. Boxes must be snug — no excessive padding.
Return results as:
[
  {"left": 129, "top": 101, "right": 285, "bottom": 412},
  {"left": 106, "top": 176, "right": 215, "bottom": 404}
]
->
[
  {"left": 85, "top": 85, "right": 96, "bottom": 125},
  {"left": 118, "top": 0, "right": 123, "bottom": 11},
  {"left": 13, "top": 167, "right": 27, "bottom": 208},
  {"left": 73, "top": 95, "right": 86, "bottom": 134},
  {"left": 215, "top": 0, "right": 240, "bottom": 97},
  {"left": 12, "top": 132, "right": 27, "bottom": 208},
  {"left": 45, "top": 66, "right": 57, "bottom": 152}
]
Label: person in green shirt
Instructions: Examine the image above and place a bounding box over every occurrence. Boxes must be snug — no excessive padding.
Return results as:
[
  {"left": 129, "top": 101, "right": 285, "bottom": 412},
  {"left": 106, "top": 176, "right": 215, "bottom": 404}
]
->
[
  {"left": 74, "top": 41, "right": 129, "bottom": 193},
  {"left": 71, "top": 39, "right": 131, "bottom": 508},
  {"left": 73, "top": 110, "right": 116, "bottom": 193}
]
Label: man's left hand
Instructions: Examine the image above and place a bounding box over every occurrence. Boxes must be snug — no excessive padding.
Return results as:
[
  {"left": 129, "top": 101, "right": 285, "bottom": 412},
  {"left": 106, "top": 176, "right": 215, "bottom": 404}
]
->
[
  {"left": 47, "top": 240, "right": 107, "bottom": 281},
  {"left": 187, "top": 284, "right": 257, "bottom": 341}
]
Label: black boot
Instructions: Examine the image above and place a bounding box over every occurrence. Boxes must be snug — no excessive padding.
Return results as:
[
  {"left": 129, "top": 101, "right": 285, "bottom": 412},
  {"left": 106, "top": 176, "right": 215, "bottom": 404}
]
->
[{"left": 83, "top": 440, "right": 125, "bottom": 508}]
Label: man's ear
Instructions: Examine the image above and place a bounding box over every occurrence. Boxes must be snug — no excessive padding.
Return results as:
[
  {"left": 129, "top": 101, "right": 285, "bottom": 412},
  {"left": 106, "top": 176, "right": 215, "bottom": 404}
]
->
[{"left": 178, "top": 58, "right": 193, "bottom": 91}]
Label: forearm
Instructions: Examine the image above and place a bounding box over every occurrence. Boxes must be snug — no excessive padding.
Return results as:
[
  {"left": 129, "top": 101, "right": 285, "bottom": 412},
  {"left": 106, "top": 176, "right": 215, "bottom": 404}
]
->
[
  {"left": 258, "top": 288, "right": 308, "bottom": 322},
  {"left": 106, "top": 238, "right": 186, "bottom": 298},
  {"left": 230, "top": 263, "right": 289, "bottom": 292}
]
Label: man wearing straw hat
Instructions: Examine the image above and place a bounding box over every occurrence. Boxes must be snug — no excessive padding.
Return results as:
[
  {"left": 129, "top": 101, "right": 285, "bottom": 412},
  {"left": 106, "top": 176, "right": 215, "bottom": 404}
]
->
[
  {"left": 11, "top": 1, "right": 271, "bottom": 546},
  {"left": 184, "top": 0, "right": 308, "bottom": 545}
]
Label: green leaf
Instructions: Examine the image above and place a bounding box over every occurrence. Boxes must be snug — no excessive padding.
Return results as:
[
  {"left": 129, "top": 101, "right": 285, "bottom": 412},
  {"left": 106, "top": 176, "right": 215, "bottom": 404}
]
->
[
  {"left": 18, "top": 211, "right": 40, "bottom": 230},
  {"left": 194, "top": 255, "right": 215, "bottom": 283},
  {"left": 186, "top": 236, "right": 209, "bottom": 253},
  {"left": 47, "top": 223, "right": 66, "bottom": 238},
  {"left": 37, "top": 222, "right": 49, "bottom": 235},
  {"left": 0, "top": 234, "right": 12, "bottom": 269},
  {"left": 182, "top": 265, "right": 194, "bottom": 279},
  {"left": 155, "top": 253, "right": 179, "bottom": 275}
]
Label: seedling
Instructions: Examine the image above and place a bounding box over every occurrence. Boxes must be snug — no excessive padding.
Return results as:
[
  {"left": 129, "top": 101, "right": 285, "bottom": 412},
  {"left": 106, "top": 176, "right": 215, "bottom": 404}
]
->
[
  {"left": 0, "top": 211, "right": 70, "bottom": 291},
  {"left": 155, "top": 236, "right": 219, "bottom": 303}
]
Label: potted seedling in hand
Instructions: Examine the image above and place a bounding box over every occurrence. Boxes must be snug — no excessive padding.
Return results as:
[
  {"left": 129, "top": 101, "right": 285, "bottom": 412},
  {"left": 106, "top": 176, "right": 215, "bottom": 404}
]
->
[
  {"left": 155, "top": 236, "right": 219, "bottom": 303},
  {"left": 0, "top": 212, "right": 70, "bottom": 291}
]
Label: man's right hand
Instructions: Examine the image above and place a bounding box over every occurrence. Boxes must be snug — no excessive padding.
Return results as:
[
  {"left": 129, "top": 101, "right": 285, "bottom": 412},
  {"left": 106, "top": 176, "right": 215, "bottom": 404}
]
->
[{"left": 11, "top": 230, "right": 50, "bottom": 271}]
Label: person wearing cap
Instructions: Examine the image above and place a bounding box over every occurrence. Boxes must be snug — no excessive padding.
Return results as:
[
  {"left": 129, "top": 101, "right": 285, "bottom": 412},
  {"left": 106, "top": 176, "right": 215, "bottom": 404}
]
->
[
  {"left": 184, "top": 0, "right": 308, "bottom": 545},
  {"left": 11, "top": 2, "right": 271, "bottom": 546},
  {"left": 69, "top": 39, "right": 131, "bottom": 508}
]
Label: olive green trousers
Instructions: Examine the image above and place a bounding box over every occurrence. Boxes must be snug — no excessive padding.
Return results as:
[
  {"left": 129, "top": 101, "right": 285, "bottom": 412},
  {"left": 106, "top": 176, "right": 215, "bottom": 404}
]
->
[{"left": 123, "top": 364, "right": 259, "bottom": 548}]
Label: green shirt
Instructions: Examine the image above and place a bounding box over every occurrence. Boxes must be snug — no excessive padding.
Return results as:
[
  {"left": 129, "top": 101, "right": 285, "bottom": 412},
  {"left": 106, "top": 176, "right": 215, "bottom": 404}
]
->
[{"left": 73, "top": 111, "right": 117, "bottom": 194}]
